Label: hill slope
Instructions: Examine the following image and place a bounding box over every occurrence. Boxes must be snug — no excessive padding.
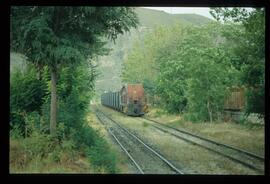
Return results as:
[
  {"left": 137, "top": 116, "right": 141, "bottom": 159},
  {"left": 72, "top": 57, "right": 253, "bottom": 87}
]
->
[
  {"left": 95, "top": 8, "right": 213, "bottom": 95},
  {"left": 135, "top": 8, "right": 212, "bottom": 27}
]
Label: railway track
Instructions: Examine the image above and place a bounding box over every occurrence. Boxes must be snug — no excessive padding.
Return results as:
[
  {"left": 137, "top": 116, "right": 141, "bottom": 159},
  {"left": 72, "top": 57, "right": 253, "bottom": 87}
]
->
[
  {"left": 94, "top": 108, "right": 184, "bottom": 174},
  {"left": 140, "top": 117, "right": 264, "bottom": 173}
]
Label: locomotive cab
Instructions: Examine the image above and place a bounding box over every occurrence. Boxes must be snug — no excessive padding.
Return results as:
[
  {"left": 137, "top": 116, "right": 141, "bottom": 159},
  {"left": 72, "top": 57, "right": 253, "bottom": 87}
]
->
[
  {"left": 101, "top": 83, "right": 147, "bottom": 116},
  {"left": 120, "top": 84, "right": 145, "bottom": 116}
]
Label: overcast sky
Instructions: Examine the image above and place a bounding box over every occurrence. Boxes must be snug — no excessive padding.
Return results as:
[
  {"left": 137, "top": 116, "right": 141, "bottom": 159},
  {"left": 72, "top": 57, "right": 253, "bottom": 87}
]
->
[{"left": 143, "top": 7, "right": 215, "bottom": 20}]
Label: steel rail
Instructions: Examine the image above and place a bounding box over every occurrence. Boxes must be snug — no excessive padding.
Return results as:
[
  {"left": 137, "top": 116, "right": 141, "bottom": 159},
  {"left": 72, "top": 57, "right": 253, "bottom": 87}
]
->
[
  {"left": 95, "top": 110, "right": 144, "bottom": 174},
  {"left": 142, "top": 117, "right": 264, "bottom": 161},
  {"left": 151, "top": 124, "right": 262, "bottom": 172},
  {"left": 108, "top": 128, "right": 144, "bottom": 174},
  {"left": 116, "top": 122, "right": 184, "bottom": 174},
  {"left": 96, "top": 109, "right": 184, "bottom": 174},
  {"left": 141, "top": 117, "right": 264, "bottom": 172}
]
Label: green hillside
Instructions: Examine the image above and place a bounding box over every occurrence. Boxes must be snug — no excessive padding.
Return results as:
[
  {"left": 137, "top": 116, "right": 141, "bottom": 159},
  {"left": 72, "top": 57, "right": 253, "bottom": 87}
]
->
[
  {"left": 95, "top": 8, "right": 213, "bottom": 94},
  {"left": 135, "top": 8, "right": 178, "bottom": 27},
  {"left": 135, "top": 8, "right": 212, "bottom": 27},
  {"left": 172, "top": 13, "right": 213, "bottom": 26}
]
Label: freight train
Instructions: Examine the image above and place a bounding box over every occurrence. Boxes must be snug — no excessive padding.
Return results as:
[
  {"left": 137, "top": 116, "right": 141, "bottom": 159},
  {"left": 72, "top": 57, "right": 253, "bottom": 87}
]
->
[
  {"left": 101, "top": 84, "right": 246, "bottom": 117},
  {"left": 101, "top": 84, "right": 148, "bottom": 116}
]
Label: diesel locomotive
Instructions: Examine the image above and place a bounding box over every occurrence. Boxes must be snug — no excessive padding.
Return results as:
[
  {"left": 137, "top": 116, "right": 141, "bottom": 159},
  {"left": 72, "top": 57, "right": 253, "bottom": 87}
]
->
[{"left": 101, "top": 84, "right": 148, "bottom": 116}]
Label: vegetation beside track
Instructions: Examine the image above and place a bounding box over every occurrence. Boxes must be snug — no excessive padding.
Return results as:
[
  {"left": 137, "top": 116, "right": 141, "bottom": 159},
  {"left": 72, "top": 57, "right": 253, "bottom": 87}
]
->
[
  {"left": 10, "top": 7, "right": 138, "bottom": 173},
  {"left": 10, "top": 109, "right": 121, "bottom": 173}
]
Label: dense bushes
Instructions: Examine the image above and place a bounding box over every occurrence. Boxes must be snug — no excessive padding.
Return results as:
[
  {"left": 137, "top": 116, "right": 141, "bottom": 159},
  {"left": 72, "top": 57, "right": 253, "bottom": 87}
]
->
[
  {"left": 36, "top": 64, "right": 118, "bottom": 171},
  {"left": 10, "top": 7, "right": 140, "bottom": 173},
  {"left": 86, "top": 137, "right": 117, "bottom": 173},
  {"left": 10, "top": 67, "right": 48, "bottom": 113},
  {"left": 10, "top": 132, "right": 79, "bottom": 172},
  {"left": 245, "top": 87, "right": 265, "bottom": 118},
  {"left": 10, "top": 66, "right": 48, "bottom": 136},
  {"left": 10, "top": 60, "right": 118, "bottom": 173},
  {"left": 10, "top": 124, "right": 117, "bottom": 173}
]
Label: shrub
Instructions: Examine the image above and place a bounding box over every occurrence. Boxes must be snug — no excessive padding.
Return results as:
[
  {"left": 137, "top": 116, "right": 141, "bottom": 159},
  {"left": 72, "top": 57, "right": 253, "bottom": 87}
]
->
[
  {"left": 86, "top": 137, "right": 117, "bottom": 173},
  {"left": 183, "top": 113, "right": 201, "bottom": 123},
  {"left": 10, "top": 66, "right": 48, "bottom": 135},
  {"left": 10, "top": 139, "right": 28, "bottom": 169},
  {"left": 245, "top": 87, "right": 265, "bottom": 119},
  {"left": 77, "top": 126, "right": 97, "bottom": 148},
  {"left": 21, "top": 132, "right": 56, "bottom": 159},
  {"left": 10, "top": 124, "right": 23, "bottom": 139},
  {"left": 10, "top": 132, "right": 57, "bottom": 171},
  {"left": 60, "top": 139, "right": 77, "bottom": 162}
]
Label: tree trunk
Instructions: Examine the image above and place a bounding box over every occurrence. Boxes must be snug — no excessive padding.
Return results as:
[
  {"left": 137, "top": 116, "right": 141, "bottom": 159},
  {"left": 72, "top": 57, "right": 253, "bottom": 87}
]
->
[
  {"left": 50, "top": 67, "right": 57, "bottom": 136},
  {"left": 37, "top": 65, "right": 43, "bottom": 131},
  {"left": 207, "top": 100, "right": 213, "bottom": 123}
]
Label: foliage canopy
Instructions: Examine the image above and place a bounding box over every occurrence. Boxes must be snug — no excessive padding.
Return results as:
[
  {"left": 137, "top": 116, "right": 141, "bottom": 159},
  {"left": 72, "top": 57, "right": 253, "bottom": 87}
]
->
[
  {"left": 11, "top": 6, "right": 139, "bottom": 135},
  {"left": 122, "top": 8, "right": 264, "bottom": 121}
]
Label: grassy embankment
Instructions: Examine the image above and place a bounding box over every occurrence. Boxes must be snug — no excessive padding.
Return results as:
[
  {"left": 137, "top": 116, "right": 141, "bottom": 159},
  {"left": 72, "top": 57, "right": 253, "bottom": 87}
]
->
[
  {"left": 10, "top": 109, "right": 131, "bottom": 173},
  {"left": 10, "top": 134, "right": 91, "bottom": 173}
]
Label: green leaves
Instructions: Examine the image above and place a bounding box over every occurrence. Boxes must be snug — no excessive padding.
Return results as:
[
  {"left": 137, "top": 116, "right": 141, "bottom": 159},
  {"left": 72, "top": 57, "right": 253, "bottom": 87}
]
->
[
  {"left": 210, "top": 8, "right": 265, "bottom": 118},
  {"left": 11, "top": 7, "right": 139, "bottom": 135},
  {"left": 122, "top": 20, "right": 249, "bottom": 121},
  {"left": 10, "top": 65, "right": 48, "bottom": 135},
  {"left": 11, "top": 7, "right": 138, "bottom": 69},
  {"left": 52, "top": 46, "right": 83, "bottom": 65},
  {"left": 10, "top": 67, "right": 48, "bottom": 114},
  {"left": 210, "top": 8, "right": 250, "bottom": 23}
]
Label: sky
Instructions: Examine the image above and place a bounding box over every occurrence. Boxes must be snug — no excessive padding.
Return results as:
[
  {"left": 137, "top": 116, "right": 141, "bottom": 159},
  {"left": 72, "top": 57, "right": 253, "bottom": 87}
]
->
[{"left": 143, "top": 7, "right": 214, "bottom": 20}]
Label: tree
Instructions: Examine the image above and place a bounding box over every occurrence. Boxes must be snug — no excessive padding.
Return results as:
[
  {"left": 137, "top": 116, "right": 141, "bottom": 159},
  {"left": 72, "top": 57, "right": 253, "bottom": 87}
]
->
[
  {"left": 210, "top": 8, "right": 265, "bottom": 119},
  {"left": 11, "top": 7, "right": 138, "bottom": 135},
  {"left": 154, "top": 23, "right": 240, "bottom": 119},
  {"left": 121, "top": 26, "right": 174, "bottom": 105},
  {"left": 154, "top": 25, "right": 190, "bottom": 113},
  {"left": 122, "top": 22, "right": 241, "bottom": 121}
]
